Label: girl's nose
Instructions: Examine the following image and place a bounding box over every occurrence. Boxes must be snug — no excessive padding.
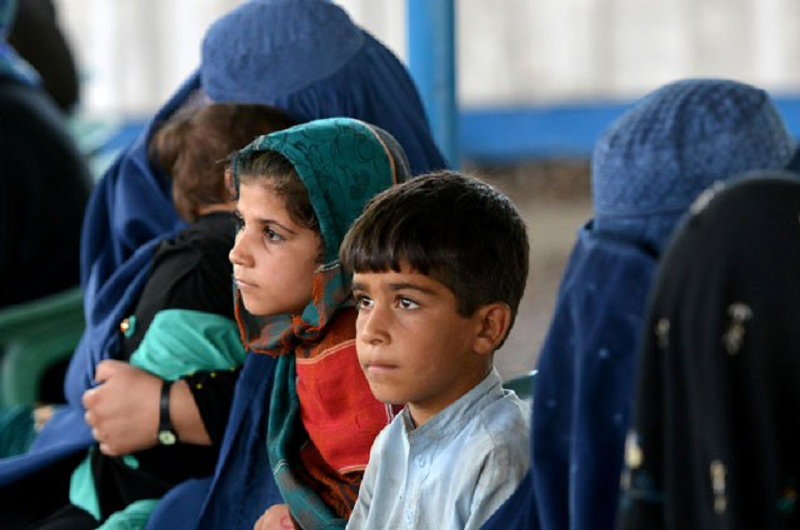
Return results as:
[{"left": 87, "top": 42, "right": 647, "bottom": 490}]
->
[{"left": 229, "top": 230, "right": 254, "bottom": 267}]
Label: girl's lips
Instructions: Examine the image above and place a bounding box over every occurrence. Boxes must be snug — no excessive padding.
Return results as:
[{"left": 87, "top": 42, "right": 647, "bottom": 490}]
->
[{"left": 235, "top": 278, "right": 257, "bottom": 289}]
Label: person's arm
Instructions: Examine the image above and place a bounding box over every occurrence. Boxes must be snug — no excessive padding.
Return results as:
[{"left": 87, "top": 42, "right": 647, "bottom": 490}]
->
[
  {"left": 83, "top": 226, "right": 240, "bottom": 455},
  {"left": 180, "top": 368, "right": 241, "bottom": 445},
  {"left": 82, "top": 363, "right": 240, "bottom": 454}
]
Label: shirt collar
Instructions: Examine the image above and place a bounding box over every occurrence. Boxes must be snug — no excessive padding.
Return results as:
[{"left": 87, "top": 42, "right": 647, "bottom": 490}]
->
[{"left": 404, "top": 368, "right": 504, "bottom": 442}]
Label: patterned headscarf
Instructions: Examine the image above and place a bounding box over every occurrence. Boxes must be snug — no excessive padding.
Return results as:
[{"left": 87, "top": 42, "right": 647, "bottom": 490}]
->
[
  {"left": 0, "top": 0, "right": 38, "bottom": 85},
  {"left": 230, "top": 117, "right": 411, "bottom": 355}
]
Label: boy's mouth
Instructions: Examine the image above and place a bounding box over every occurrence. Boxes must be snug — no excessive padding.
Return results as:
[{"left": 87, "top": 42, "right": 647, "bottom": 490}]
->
[{"left": 364, "top": 363, "right": 399, "bottom": 376}]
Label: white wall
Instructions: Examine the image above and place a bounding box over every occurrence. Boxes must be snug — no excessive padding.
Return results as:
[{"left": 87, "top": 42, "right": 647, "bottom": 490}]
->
[{"left": 52, "top": 0, "right": 800, "bottom": 115}]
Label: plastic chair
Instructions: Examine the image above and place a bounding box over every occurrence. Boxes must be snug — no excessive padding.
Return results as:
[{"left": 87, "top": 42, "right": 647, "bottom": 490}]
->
[
  {"left": 0, "top": 287, "right": 84, "bottom": 406},
  {"left": 503, "top": 369, "right": 536, "bottom": 403}
]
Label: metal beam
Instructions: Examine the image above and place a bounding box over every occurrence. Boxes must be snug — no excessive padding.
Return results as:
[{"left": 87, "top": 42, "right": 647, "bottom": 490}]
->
[{"left": 407, "top": 0, "right": 460, "bottom": 168}]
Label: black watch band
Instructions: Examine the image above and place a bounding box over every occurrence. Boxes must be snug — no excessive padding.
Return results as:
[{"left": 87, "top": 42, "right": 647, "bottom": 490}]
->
[{"left": 158, "top": 380, "right": 178, "bottom": 446}]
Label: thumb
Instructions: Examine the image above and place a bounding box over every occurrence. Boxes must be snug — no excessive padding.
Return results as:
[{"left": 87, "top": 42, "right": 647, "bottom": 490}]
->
[{"left": 95, "top": 359, "right": 125, "bottom": 383}]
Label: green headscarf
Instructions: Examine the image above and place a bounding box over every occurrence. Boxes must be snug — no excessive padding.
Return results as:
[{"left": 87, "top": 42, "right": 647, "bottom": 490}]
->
[{"left": 231, "top": 117, "right": 411, "bottom": 356}]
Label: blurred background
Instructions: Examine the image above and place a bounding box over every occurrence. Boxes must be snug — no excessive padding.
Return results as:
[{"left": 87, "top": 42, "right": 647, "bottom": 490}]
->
[{"left": 38, "top": 0, "right": 800, "bottom": 380}]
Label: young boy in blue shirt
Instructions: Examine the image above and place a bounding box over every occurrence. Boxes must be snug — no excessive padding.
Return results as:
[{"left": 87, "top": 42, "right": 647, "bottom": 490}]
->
[{"left": 341, "top": 171, "right": 532, "bottom": 530}]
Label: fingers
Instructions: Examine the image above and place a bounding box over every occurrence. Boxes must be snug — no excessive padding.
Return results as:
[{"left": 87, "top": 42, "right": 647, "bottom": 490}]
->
[
  {"left": 94, "top": 359, "right": 125, "bottom": 383},
  {"left": 99, "top": 442, "right": 120, "bottom": 457},
  {"left": 82, "top": 387, "right": 97, "bottom": 410}
]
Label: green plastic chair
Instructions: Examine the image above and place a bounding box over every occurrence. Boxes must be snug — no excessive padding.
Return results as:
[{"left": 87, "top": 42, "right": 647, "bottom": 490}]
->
[
  {"left": 0, "top": 287, "right": 85, "bottom": 406},
  {"left": 503, "top": 369, "right": 536, "bottom": 402}
]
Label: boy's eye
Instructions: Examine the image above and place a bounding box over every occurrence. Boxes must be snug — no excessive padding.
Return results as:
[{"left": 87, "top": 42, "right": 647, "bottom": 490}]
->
[
  {"left": 354, "top": 294, "right": 374, "bottom": 311},
  {"left": 397, "top": 297, "right": 420, "bottom": 310}
]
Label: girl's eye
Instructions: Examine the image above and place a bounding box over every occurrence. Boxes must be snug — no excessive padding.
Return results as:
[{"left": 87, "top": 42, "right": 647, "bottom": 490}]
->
[
  {"left": 397, "top": 297, "right": 420, "bottom": 310},
  {"left": 355, "top": 294, "right": 374, "bottom": 311},
  {"left": 263, "top": 227, "right": 285, "bottom": 243}
]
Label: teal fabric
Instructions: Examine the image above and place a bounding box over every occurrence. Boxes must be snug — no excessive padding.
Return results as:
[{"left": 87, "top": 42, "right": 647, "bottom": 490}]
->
[
  {"left": 128, "top": 309, "right": 245, "bottom": 380},
  {"left": 69, "top": 309, "right": 245, "bottom": 526},
  {"left": 0, "top": 405, "right": 36, "bottom": 457},
  {"left": 97, "top": 499, "right": 160, "bottom": 530},
  {"left": 231, "top": 118, "right": 408, "bottom": 528},
  {"left": 70, "top": 449, "right": 101, "bottom": 519}
]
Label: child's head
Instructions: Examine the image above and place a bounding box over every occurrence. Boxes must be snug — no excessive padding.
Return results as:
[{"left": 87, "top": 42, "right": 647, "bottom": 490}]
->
[
  {"left": 149, "top": 102, "right": 296, "bottom": 222},
  {"left": 229, "top": 150, "right": 324, "bottom": 317},
  {"left": 340, "top": 171, "right": 530, "bottom": 423},
  {"left": 227, "top": 118, "right": 411, "bottom": 353}
]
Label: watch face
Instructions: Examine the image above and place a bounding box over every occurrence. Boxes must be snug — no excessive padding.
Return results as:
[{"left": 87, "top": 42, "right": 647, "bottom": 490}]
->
[{"left": 158, "top": 430, "right": 177, "bottom": 446}]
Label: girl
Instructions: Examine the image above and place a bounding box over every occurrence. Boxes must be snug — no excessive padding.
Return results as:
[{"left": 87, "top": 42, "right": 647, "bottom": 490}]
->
[{"left": 217, "top": 117, "right": 410, "bottom": 530}]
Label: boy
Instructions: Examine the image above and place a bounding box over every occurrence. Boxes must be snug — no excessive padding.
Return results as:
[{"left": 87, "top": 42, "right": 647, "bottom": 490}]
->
[{"left": 341, "top": 171, "right": 532, "bottom": 530}]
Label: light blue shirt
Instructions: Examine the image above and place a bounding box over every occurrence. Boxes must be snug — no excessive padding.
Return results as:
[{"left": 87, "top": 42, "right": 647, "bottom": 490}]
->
[{"left": 346, "top": 368, "right": 531, "bottom": 530}]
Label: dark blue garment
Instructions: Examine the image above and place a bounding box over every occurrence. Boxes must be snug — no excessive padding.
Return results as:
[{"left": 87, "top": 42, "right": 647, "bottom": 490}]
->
[
  {"left": 0, "top": 0, "right": 444, "bottom": 522},
  {"left": 482, "top": 226, "right": 657, "bottom": 530}
]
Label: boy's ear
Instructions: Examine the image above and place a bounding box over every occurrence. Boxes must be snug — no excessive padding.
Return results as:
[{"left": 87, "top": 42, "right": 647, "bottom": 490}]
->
[{"left": 473, "top": 302, "right": 512, "bottom": 356}]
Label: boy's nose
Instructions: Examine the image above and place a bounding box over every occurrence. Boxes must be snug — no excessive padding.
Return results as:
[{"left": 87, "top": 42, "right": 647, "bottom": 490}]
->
[
  {"left": 357, "top": 305, "right": 390, "bottom": 346},
  {"left": 229, "top": 230, "right": 254, "bottom": 267}
]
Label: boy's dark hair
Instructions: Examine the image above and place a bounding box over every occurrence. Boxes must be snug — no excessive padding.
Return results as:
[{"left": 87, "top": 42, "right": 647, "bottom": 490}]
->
[
  {"left": 234, "top": 150, "right": 324, "bottom": 261},
  {"left": 149, "top": 103, "right": 296, "bottom": 222},
  {"left": 341, "top": 171, "right": 530, "bottom": 342}
]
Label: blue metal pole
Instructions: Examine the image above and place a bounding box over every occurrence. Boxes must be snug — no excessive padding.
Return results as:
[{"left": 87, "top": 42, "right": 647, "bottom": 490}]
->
[{"left": 407, "top": 0, "right": 460, "bottom": 168}]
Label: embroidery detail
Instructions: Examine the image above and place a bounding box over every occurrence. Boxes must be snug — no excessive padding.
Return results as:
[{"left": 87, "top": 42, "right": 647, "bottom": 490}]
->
[
  {"left": 625, "top": 431, "right": 643, "bottom": 470},
  {"left": 711, "top": 460, "right": 727, "bottom": 514},
  {"left": 655, "top": 318, "right": 670, "bottom": 350},
  {"left": 722, "top": 303, "right": 752, "bottom": 355}
]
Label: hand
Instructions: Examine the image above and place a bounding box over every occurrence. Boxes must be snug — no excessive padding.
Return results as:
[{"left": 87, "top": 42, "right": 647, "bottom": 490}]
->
[
  {"left": 82, "top": 360, "right": 162, "bottom": 456},
  {"left": 254, "top": 504, "right": 298, "bottom": 530}
]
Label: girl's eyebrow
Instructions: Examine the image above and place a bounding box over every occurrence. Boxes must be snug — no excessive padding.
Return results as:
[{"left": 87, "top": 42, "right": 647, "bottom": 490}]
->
[
  {"left": 235, "top": 208, "right": 299, "bottom": 236},
  {"left": 255, "top": 218, "right": 298, "bottom": 236}
]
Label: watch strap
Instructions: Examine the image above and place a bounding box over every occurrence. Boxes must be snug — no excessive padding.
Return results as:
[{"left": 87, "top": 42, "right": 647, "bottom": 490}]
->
[{"left": 158, "top": 379, "right": 177, "bottom": 445}]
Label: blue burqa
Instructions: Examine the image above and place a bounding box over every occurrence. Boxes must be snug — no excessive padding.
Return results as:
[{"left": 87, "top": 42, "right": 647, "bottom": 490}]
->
[{"left": 483, "top": 79, "right": 797, "bottom": 530}]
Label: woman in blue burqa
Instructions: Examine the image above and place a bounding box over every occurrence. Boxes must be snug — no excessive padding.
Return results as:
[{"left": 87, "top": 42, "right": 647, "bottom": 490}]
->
[
  {"left": 0, "top": 1, "right": 444, "bottom": 528},
  {"left": 482, "top": 78, "right": 798, "bottom": 530}
]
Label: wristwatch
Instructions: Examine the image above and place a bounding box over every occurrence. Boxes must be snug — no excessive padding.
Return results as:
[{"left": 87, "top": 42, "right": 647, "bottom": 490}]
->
[{"left": 158, "top": 380, "right": 178, "bottom": 446}]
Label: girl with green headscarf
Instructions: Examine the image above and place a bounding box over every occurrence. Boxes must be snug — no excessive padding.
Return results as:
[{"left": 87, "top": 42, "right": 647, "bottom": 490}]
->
[{"left": 227, "top": 118, "right": 411, "bottom": 529}]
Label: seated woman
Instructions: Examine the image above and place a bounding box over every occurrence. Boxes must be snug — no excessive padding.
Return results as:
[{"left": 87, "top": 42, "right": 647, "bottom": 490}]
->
[
  {"left": 619, "top": 174, "right": 800, "bottom": 529},
  {"left": 2, "top": 102, "right": 295, "bottom": 529},
  {"left": 483, "top": 78, "right": 798, "bottom": 530},
  {"left": 0, "top": 1, "right": 443, "bottom": 526}
]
